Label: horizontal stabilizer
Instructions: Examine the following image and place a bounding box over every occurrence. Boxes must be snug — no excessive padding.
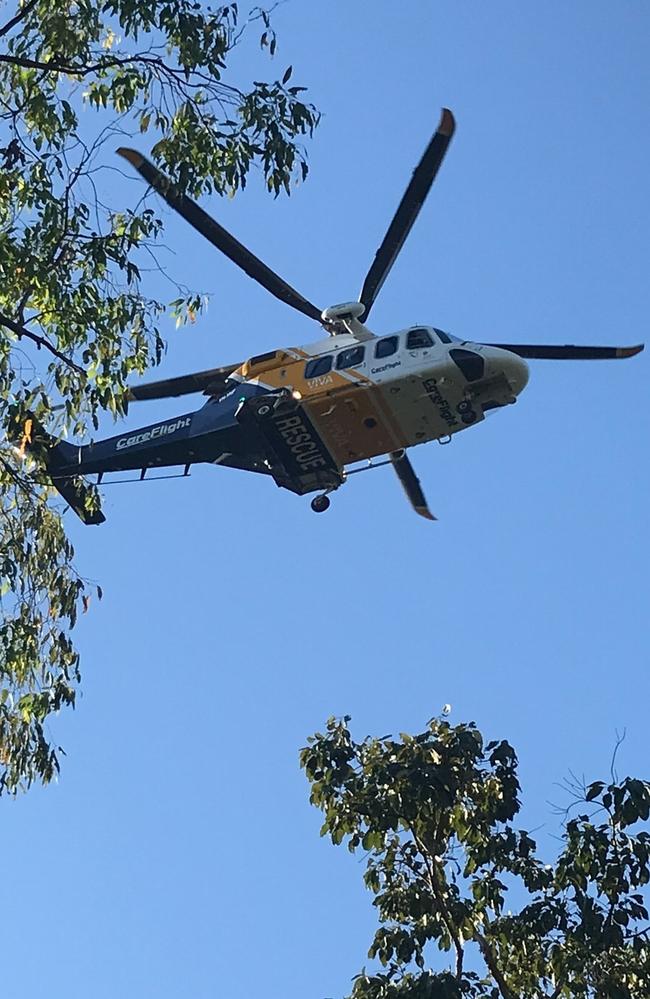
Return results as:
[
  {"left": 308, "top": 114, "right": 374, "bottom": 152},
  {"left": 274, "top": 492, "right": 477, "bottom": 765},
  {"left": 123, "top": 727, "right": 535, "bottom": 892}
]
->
[{"left": 50, "top": 474, "right": 106, "bottom": 525}]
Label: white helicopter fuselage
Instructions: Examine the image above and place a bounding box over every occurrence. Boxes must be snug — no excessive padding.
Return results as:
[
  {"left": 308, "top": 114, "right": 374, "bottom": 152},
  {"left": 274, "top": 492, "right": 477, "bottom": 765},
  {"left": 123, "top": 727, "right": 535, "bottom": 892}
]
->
[{"left": 235, "top": 325, "right": 529, "bottom": 468}]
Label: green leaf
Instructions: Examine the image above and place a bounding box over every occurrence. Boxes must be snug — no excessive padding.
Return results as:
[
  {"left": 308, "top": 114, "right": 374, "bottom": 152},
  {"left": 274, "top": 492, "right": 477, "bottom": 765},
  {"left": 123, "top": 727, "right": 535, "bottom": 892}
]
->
[
  {"left": 304, "top": 715, "right": 650, "bottom": 997},
  {"left": 0, "top": 0, "right": 319, "bottom": 795},
  {"left": 586, "top": 780, "right": 605, "bottom": 801}
]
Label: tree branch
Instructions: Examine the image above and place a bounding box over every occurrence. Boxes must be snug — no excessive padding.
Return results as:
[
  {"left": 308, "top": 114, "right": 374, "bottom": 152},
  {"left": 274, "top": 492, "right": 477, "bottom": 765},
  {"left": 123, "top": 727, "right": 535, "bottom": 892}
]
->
[
  {"left": 0, "top": 313, "right": 84, "bottom": 373},
  {"left": 473, "top": 928, "right": 517, "bottom": 999},
  {"left": 0, "top": 0, "right": 40, "bottom": 41},
  {"left": 0, "top": 49, "right": 232, "bottom": 87},
  {"left": 0, "top": 49, "right": 243, "bottom": 106},
  {"left": 410, "top": 828, "right": 464, "bottom": 981},
  {"left": 0, "top": 50, "right": 169, "bottom": 76}
]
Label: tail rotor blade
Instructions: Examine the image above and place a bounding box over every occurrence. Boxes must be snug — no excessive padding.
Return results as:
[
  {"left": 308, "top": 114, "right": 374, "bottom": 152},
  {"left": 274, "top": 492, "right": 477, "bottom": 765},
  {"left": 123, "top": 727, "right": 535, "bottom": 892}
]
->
[
  {"left": 359, "top": 108, "right": 455, "bottom": 322},
  {"left": 485, "top": 342, "right": 644, "bottom": 360},
  {"left": 390, "top": 449, "right": 436, "bottom": 521},
  {"left": 118, "top": 148, "right": 324, "bottom": 325}
]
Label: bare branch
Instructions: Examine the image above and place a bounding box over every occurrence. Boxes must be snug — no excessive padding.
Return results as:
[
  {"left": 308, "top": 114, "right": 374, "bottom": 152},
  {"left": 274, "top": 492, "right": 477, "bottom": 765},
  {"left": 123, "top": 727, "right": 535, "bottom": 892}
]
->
[{"left": 611, "top": 728, "right": 626, "bottom": 784}]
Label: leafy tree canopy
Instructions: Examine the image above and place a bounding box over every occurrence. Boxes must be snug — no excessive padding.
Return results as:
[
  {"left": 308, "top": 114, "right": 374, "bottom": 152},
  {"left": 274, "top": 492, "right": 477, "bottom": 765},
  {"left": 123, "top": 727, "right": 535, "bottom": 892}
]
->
[
  {"left": 302, "top": 717, "right": 650, "bottom": 998},
  {"left": 0, "top": 0, "right": 319, "bottom": 793}
]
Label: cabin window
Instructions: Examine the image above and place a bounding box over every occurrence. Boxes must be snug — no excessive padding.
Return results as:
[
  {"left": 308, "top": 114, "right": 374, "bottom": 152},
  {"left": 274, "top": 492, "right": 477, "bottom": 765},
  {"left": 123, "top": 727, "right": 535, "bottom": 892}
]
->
[
  {"left": 304, "top": 355, "right": 333, "bottom": 379},
  {"left": 336, "top": 345, "right": 365, "bottom": 369},
  {"left": 375, "top": 336, "right": 399, "bottom": 359},
  {"left": 406, "top": 328, "right": 434, "bottom": 349},
  {"left": 434, "top": 328, "right": 452, "bottom": 343}
]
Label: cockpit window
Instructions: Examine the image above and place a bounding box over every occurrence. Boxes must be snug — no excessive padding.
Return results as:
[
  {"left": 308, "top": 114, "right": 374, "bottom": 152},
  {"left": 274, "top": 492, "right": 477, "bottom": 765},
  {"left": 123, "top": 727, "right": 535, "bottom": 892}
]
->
[
  {"left": 434, "top": 328, "right": 452, "bottom": 343},
  {"left": 336, "top": 345, "right": 365, "bottom": 369},
  {"left": 406, "top": 328, "right": 434, "bottom": 349},
  {"left": 375, "top": 336, "right": 398, "bottom": 359},
  {"left": 450, "top": 348, "right": 485, "bottom": 382},
  {"left": 305, "top": 355, "right": 332, "bottom": 379}
]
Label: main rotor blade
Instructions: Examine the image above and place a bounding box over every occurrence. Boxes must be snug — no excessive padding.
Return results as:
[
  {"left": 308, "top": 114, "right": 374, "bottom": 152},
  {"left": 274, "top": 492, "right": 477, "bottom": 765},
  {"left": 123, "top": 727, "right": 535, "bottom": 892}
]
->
[
  {"left": 390, "top": 449, "right": 436, "bottom": 521},
  {"left": 117, "top": 148, "right": 324, "bottom": 325},
  {"left": 485, "top": 342, "right": 644, "bottom": 360},
  {"left": 359, "top": 108, "right": 456, "bottom": 322},
  {"left": 126, "top": 363, "right": 240, "bottom": 402}
]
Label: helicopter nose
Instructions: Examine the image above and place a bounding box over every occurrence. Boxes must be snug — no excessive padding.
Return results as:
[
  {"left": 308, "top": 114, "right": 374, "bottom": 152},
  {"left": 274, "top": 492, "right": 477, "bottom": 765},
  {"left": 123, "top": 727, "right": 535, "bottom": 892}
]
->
[{"left": 486, "top": 347, "right": 529, "bottom": 398}]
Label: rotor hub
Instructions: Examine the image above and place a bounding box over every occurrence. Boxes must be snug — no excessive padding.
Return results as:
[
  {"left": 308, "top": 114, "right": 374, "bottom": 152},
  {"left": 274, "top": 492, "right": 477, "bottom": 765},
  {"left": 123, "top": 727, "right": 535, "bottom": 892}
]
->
[
  {"left": 321, "top": 302, "right": 365, "bottom": 323},
  {"left": 320, "top": 302, "right": 374, "bottom": 341}
]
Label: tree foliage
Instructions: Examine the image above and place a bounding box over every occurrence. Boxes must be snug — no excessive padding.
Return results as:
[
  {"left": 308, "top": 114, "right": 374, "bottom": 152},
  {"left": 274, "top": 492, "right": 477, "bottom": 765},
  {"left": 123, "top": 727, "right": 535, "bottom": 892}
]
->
[
  {"left": 302, "top": 717, "right": 650, "bottom": 998},
  {"left": 0, "top": 0, "right": 319, "bottom": 792}
]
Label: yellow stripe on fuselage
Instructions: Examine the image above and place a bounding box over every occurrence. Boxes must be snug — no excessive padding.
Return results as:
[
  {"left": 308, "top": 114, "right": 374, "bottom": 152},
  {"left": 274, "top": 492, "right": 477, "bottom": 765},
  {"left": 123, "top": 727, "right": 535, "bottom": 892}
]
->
[{"left": 233, "top": 347, "right": 411, "bottom": 467}]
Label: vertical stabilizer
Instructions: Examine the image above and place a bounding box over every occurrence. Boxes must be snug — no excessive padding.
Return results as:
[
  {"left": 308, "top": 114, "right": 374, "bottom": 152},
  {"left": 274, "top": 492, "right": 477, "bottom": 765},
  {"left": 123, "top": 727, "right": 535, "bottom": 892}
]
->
[{"left": 24, "top": 419, "right": 106, "bottom": 526}]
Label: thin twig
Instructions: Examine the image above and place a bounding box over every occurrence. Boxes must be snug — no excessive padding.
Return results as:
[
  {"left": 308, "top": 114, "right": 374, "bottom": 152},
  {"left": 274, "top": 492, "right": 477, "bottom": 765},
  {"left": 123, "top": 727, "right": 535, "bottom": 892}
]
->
[{"left": 610, "top": 728, "right": 626, "bottom": 784}]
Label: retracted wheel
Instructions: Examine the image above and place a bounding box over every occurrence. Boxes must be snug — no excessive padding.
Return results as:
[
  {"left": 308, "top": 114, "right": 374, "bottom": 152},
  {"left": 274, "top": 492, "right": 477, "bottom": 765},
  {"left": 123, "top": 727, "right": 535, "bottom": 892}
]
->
[{"left": 311, "top": 494, "right": 330, "bottom": 514}]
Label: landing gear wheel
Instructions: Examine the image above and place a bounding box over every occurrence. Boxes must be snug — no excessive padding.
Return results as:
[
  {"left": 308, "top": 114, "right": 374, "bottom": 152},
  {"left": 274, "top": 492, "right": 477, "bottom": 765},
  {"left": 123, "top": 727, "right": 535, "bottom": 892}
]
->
[{"left": 311, "top": 494, "right": 330, "bottom": 514}]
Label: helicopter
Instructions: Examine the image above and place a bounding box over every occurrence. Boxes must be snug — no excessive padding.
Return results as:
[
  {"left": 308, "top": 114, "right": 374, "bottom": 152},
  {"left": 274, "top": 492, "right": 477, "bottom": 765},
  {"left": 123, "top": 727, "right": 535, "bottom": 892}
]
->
[{"left": 35, "top": 108, "right": 643, "bottom": 524}]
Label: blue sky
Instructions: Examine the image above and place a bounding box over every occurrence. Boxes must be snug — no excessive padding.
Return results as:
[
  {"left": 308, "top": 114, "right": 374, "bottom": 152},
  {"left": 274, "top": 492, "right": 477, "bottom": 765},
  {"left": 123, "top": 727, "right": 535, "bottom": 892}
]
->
[{"left": 3, "top": 2, "right": 649, "bottom": 997}]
